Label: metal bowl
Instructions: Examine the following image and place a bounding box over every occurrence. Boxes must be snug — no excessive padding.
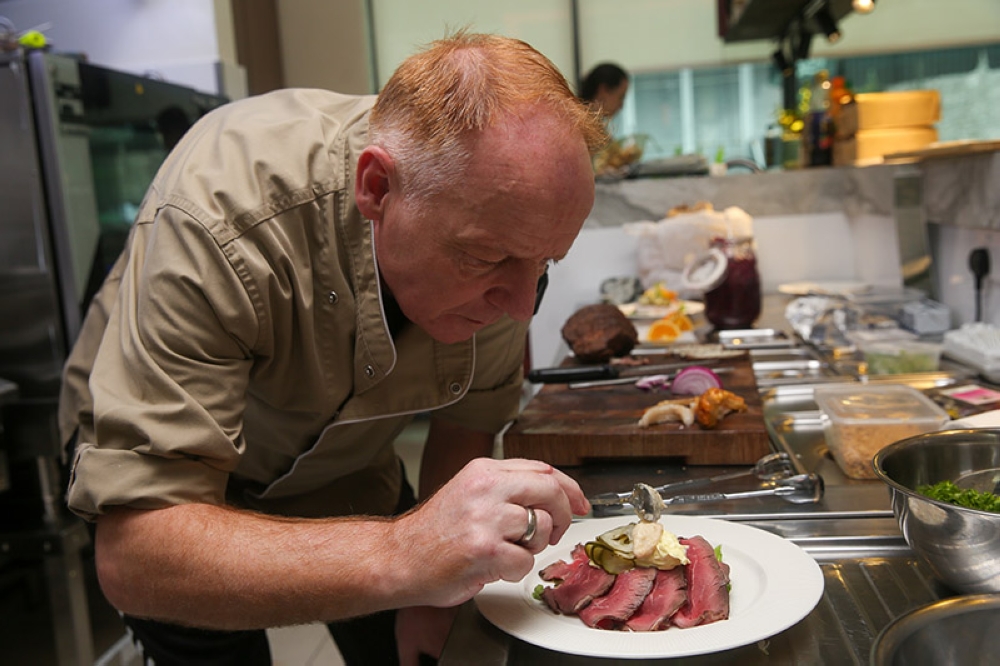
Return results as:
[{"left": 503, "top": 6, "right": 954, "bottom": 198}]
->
[
  {"left": 871, "top": 594, "right": 1000, "bottom": 665},
  {"left": 874, "top": 428, "right": 1000, "bottom": 594}
]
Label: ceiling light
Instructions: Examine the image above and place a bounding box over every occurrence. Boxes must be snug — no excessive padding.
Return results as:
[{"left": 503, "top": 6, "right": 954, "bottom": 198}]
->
[{"left": 853, "top": 0, "right": 876, "bottom": 14}]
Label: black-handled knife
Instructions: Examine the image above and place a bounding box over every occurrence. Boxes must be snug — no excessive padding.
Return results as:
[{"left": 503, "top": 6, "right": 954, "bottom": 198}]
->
[{"left": 527, "top": 361, "right": 714, "bottom": 384}]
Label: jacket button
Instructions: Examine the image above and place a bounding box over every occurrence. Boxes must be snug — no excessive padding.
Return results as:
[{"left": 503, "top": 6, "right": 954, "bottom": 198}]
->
[
  {"left": 449, "top": 382, "right": 462, "bottom": 395},
  {"left": 365, "top": 365, "right": 375, "bottom": 378},
  {"left": 328, "top": 291, "right": 338, "bottom": 304}
]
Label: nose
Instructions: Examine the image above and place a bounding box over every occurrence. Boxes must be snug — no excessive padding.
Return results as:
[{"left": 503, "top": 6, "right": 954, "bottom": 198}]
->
[{"left": 485, "top": 263, "right": 544, "bottom": 321}]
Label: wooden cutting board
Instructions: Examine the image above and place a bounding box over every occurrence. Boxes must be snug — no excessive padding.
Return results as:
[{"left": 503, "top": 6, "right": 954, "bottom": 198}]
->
[{"left": 504, "top": 353, "right": 772, "bottom": 466}]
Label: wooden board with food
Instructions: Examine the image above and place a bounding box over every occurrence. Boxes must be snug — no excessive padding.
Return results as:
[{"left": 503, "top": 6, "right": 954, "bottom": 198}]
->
[{"left": 505, "top": 351, "right": 772, "bottom": 466}]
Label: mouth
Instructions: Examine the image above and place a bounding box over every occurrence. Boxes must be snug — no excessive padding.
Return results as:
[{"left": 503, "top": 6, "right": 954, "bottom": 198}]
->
[
  {"left": 460, "top": 316, "right": 490, "bottom": 329},
  {"left": 455, "top": 307, "right": 503, "bottom": 327}
]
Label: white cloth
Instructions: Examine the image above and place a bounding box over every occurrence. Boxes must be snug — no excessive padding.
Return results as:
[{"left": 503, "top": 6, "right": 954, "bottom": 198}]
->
[
  {"left": 944, "top": 409, "right": 1000, "bottom": 430},
  {"left": 622, "top": 206, "right": 754, "bottom": 293}
]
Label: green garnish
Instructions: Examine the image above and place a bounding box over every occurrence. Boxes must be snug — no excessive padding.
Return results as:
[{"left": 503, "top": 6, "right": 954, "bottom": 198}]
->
[
  {"left": 532, "top": 584, "right": 545, "bottom": 600},
  {"left": 917, "top": 480, "right": 1000, "bottom": 513},
  {"left": 715, "top": 544, "right": 732, "bottom": 592}
]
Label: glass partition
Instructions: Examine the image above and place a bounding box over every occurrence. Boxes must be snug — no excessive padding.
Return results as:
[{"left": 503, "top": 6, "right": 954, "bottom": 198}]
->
[{"left": 622, "top": 41, "right": 1000, "bottom": 166}]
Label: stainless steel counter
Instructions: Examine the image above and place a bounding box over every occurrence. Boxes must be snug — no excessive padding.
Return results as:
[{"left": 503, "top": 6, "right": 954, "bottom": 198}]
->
[
  {"left": 442, "top": 550, "right": 944, "bottom": 665},
  {"left": 441, "top": 301, "right": 977, "bottom": 664}
]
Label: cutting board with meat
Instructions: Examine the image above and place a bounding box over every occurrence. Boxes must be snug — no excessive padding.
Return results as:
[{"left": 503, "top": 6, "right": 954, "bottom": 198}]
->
[{"left": 504, "top": 352, "right": 772, "bottom": 466}]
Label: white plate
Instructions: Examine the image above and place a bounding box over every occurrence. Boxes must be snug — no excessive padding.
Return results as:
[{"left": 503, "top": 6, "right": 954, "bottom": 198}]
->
[
  {"left": 777, "top": 281, "right": 872, "bottom": 297},
  {"left": 618, "top": 301, "right": 705, "bottom": 321},
  {"left": 475, "top": 515, "right": 824, "bottom": 659}
]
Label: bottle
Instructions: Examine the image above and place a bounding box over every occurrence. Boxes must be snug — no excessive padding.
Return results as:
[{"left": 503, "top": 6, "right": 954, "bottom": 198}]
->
[
  {"left": 778, "top": 108, "right": 803, "bottom": 170},
  {"left": 764, "top": 124, "right": 782, "bottom": 169},
  {"left": 806, "top": 70, "right": 833, "bottom": 166},
  {"left": 828, "top": 75, "right": 849, "bottom": 122}
]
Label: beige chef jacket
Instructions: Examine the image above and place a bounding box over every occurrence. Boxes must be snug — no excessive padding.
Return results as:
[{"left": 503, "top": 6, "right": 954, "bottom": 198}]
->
[{"left": 61, "top": 89, "right": 528, "bottom": 521}]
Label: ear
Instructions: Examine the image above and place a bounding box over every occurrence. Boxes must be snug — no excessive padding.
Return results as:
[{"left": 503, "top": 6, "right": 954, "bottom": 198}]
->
[{"left": 354, "top": 145, "right": 395, "bottom": 221}]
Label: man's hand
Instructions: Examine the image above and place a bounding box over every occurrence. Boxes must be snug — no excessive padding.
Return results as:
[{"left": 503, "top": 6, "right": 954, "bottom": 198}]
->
[
  {"left": 92, "top": 458, "right": 587, "bottom": 630},
  {"left": 388, "top": 457, "right": 590, "bottom": 609}
]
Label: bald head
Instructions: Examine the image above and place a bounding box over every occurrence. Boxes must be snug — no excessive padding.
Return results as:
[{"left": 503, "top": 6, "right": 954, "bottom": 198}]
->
[{"left": 369, "top": 31, "right": 608, "bottom": 200}]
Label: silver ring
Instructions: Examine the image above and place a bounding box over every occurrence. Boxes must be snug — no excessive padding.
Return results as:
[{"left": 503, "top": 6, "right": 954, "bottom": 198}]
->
[{"left": 518, "top": 507, "right": 537, "bottom": 544}]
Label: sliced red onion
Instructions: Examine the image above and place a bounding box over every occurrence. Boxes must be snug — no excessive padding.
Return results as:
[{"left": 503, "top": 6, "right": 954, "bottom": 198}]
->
[
  {"left": 635, "top": 374, "right": 671, "bottom": 391},
  {"left": 670, "top": 366, "right": 722, "bottom": 395}
]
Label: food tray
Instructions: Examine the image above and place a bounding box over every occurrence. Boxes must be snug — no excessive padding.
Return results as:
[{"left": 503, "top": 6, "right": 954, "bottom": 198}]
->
[{"left": 859, "top": 340, "right": 942, "bottom": 375}]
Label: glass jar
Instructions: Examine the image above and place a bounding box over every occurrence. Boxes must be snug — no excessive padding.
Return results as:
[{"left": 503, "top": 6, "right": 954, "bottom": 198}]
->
[{"left": 703, "top": 235, "right": 761, "bottom": 330}]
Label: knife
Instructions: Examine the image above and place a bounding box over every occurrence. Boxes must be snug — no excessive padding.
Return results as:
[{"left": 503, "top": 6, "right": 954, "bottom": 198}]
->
[
  {"left": 527, "top": 360, "right": 721, "bottom": 384},
  {"left": 568, "top": 366, "right": 734, "bottom": 389}
]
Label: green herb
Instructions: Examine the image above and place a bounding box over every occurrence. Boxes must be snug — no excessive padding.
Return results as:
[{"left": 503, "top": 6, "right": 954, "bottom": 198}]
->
[
  {"left": 917, "top": 480, "right": 1000, "bottom": 513},
  {"left": 714, "top": 544, "right": 732, "bottom": 592},
  {"left": 532, "top": 584, "right": 545, "bottom": 600},
  {"left": 865, "top": 350, "right": 937, "bottom": 374}
]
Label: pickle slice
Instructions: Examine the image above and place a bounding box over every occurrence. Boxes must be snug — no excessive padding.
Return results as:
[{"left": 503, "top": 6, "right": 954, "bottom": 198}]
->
[{"left": 584, "top": 541, "right": 635, "bottom": 574}]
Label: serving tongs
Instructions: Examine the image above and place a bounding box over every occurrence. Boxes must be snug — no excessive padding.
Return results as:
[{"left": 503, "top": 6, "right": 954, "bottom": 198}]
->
[
  {"left": 589, "top": 451, "right": 796, "bottom": 509},
  {"left": 590, "top": 465, "right": 823, "bottom": 521}
]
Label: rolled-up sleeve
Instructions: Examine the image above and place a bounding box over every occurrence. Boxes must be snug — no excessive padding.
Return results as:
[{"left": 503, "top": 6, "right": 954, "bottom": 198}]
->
[{"left": 67, "top": 204, "right": 258, "bottom": 520}]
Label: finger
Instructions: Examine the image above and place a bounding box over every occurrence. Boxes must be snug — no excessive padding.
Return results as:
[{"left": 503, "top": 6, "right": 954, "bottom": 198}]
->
[
  {"left": 517, "top": 507, "right": 538, "bottom": 544},
  {"left": 504, "top": 472, "right": 578, "bottom": 543},
  {"left": 501, "top": 459, "right": 589, "bottom": 516},
  {"left": 501, "top": 502, "right": 533, "bottom": 543},
  {"left": 495, "top": 543, "right": 537, "bottom": 583},
  {"left": 548, "top": 466, "right": 591, "bottom": 515},
  {"left": 492, "top": 458, "right": 557, "bottom": 473},
  {"left": 517, "top": 508, "right": 553, "bottom": 555}
]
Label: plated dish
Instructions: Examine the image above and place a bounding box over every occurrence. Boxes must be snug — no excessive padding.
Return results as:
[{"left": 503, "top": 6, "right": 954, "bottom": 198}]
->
[{"left": 475, "top": 515, "right": 824, "bottom": 659}]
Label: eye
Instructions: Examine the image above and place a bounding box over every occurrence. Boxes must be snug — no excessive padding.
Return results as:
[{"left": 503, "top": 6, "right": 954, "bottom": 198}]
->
[{"left": 461, "top": 253, "right": 504, "bottom": 273}]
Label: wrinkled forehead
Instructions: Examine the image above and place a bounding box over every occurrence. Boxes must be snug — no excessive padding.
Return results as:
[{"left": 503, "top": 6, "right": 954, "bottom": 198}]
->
[{"left": 469, "top": 106, "right": 593, "bottom": 176}]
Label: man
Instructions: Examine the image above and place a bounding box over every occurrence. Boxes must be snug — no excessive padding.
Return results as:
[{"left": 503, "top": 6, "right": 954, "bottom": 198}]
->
[{"left": 59, "top": 32, "right": 607, "bottom": 665}]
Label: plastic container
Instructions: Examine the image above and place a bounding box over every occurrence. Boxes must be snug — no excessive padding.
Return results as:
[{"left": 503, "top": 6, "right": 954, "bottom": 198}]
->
[
  {"left": 860, "top": 340, "right": 942, "bottom": 375},
  {"left": 814, "top": 385, "right": 950, "bottom": 480}
]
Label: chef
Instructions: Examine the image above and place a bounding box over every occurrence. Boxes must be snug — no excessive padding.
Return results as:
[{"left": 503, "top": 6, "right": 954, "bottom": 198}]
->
[{"left": 59, "top": 31, "right": 604, "bottom": 666}]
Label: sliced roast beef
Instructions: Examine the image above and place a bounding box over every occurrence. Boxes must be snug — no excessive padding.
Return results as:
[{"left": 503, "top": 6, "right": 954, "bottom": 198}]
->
[
  {"left": 540, "top": 547, "right": 616, "bottom": 615},
  {"left": 625, "top": 567, "right": 688, "bottom": 631},
  {"left": 539, "top": 544, "right": 588, "bottom": 582},
  {"left": 672, "top": 535, "right": 731, "bottom": 628},
  {"left": 578, "top": 566, "right": 657, "bottom": 629}
]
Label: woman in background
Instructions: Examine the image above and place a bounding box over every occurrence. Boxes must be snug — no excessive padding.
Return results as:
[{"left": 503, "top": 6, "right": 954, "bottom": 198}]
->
[{"left": 579, "top": 62, "right": 629, "bottom": 119}]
